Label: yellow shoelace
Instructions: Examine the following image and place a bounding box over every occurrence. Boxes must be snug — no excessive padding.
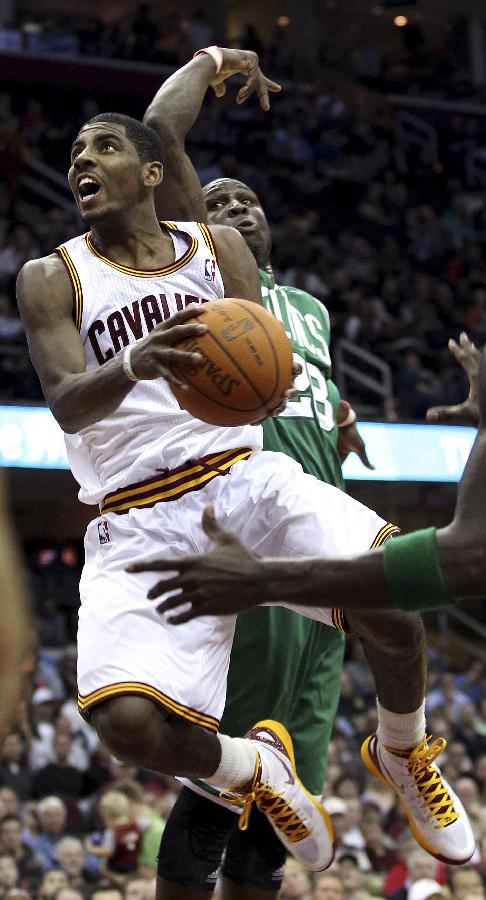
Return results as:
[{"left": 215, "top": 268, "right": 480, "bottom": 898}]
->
[
  {"left": 407, "top": 735, "right": 458, "bottom": 828},
  {"left": 222, "top": 783, "right": 311, "bottom": 841}
]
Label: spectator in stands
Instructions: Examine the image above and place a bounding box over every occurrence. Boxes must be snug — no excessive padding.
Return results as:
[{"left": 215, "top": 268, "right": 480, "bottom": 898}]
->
[
  {"left": 28, "top": 688, "right": 60, "bottom": 773},
  {"left": 0, "top": 814, "right": 44, "bottom": 887},
  {"left": 37, "top": 868, "right": 69, "bottom": 899},
  {"left": 122, "top": 876, "right": 151, "bottom": 900},
  {"left": 54, "top": 837, "right": 98, "bottom": 892},
  {"left": 0, "top": 293, "right": 23, "bottom": 342},
  {"left": 0, "top": 855, "right": 20, "bottom": 897},
  {"left": 447, "top": 864, "right": 485, "bottom": 899},
  {"left": 85, "top": 792, "right": 142, "bottom": 885},
  {"left": 313, "top": 871, "right": 345, "bottom": 899},
  {"left": 57, "top": 890, "right": 84, "bottom": 900},
  {"left": 387, "top": 848, "right": 441, "bottom": 900},
  {"left": 25, "top": 796, "right": 68, "bottom": 869},
  {"left": 32, "top": 732, "right": 85, "bottom": 803},
  {"left": 0, "top": 735, "right": 31, "bottom": 802},
  {"left": 0, "top": 792, "right": 19, "bottom": 820},
  {"left": 279, "top": 857, "right": 313, "bottom": 899},
  {"left": 36, "top": 597, "right": 69, "bottom": 650},
  {"left": 112, "top": 781, "right": 164, "bottom": 880}
]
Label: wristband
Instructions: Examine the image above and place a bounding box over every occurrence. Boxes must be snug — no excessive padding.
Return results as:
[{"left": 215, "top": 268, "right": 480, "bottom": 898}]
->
[
  {"left": 122, "top": 345, "right": 139, "bottom": 382},
  {"left": 383, "top": 528, "right": 451, "bottom": 612},
  {"left": 193, "top": 45, "right": 224, "bottom": 75},
  {"left": 338, "top": 400, "right": 357, "bottom": 428}
]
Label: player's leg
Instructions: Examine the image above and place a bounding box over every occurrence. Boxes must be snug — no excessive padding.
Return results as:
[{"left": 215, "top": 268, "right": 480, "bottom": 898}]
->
[
  {"left": 156, "top": 787, "right": 235, "bottom": 899},
  {"left": 82, "top": 498, "right": 334, "bottom": 872},
  {"left": 222, "top": 451, "right": 475, "bottom": 865},
  {"left": 221, "top": 805, "right": 286, "bottom": 900}
]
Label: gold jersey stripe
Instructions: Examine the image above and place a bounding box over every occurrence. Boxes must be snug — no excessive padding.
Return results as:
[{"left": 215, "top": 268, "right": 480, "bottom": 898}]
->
[
  {"left": 78, "top": 682, "right": 219, "bottom": 732},
  {"left": 85, "top": 230, "right": 198, "bottom": 278},
  {"left": 101, "top": 448, "right": 253, "bottom": 514},
  {"left": 56, "top": 245, "right": 83, "bottom": 331},
  {"left": 370, "top": 523, "right": 401, "bottom": 549},
  {"left": 103, "top": 447, "right": 245, "bottom": 505},
  {"left": 198, "top": 222, "right": 216, "bottom": 257},
  {"left": 331, "top": 608, "right": 346, "bottom": 631}
]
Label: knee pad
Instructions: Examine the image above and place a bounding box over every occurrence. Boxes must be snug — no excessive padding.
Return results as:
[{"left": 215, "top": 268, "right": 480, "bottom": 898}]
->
[
  {"left": 222, "top": 805, "right": 286, "bottom": 890},
  {"left": 157, "top": 787, "right": 235, "bottom": 891}
]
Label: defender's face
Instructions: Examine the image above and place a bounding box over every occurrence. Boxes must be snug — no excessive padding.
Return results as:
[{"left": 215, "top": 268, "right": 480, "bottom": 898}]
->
[
  {"left": 204, "top": 180, "right": 271, "bottom": 269},
  {"left": 68, "top": 123, "right": 143, "bottom": 223}
]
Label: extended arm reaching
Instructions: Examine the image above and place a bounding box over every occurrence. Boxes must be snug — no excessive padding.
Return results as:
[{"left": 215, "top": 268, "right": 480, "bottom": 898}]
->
[
  {"left": 127, "top": 349, "right": 486, "bottom": 619},
  {"left": 143, "top": 50, "right": 280, "bottom": 221}
]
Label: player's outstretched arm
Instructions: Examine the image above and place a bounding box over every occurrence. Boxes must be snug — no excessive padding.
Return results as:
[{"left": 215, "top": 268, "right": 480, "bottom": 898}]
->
[
  {"left": 426, "top": 332, "right": 480, "bottom": 427},
  {"left": 17, "top": 257, "right": 208, "bottom": 433},
  {"left": 129, "top": 350, "right": 486, "bottom": 618},
  {"left": 143, "top": 49, "right": 280, "bottom": 221}
]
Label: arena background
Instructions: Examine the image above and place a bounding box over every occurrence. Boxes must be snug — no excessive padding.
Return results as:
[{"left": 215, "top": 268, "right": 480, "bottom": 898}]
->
[{"left": 1, "top": 1, "right": 486, "bottom": 898}]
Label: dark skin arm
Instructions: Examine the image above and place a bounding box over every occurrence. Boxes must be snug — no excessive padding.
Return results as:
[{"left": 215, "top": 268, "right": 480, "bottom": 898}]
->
[
  {"left": 127, "top": 348, "right": 486, "bottom": 618},
  {"left": 17, "top": 225, "right": 265, "bottom": 434},
  {"left": 426, "top": 332, "right": 480, "bottom": 427},
  {"left": 144, "top": 51, "right": 280, "bottom": 222},
  {"left": 17, "top": 255, "right": 208, "bottom": 433}
]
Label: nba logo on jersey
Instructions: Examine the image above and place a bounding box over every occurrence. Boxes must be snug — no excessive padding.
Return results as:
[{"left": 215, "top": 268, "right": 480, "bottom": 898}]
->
[
  {"left": 204, "top": 258, "right": 216, "bottom": 281},
  {"left": 98, "top": 520, "right": 111, "bottom": 544}
]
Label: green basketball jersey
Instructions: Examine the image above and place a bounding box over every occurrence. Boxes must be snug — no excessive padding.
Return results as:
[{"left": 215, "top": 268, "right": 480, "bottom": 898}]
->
[
  {"left": 215, "top": 274, "right": 346, "bottom": 794},
  {"left": 260, "top": 271, "right": 344, "bottom": 491},
  {"left": 188, "top": 273, "right": 346, "bottom": 798}
]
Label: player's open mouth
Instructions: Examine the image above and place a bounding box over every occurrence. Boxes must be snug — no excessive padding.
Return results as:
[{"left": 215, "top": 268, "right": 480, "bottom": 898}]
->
[
  {"left": 237, "top": 219, "right": 257, "bottom": 233},
  {"left": 77, "top": 176, "right": 102, "bottom": 205}
]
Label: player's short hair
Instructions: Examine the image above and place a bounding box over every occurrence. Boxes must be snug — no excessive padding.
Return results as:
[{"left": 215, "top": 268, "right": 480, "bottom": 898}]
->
[{"left": 83, "top": 113, "right": 163, "bottom": 164}]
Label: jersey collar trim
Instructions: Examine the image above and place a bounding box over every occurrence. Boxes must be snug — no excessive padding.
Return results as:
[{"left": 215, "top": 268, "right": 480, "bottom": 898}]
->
[{"left": 84, "top": 222, "right": 198, "bottom": 278}]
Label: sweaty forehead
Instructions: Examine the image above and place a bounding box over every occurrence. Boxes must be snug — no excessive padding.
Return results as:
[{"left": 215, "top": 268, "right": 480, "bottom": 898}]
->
[
  {"left": 73, "top": 122, "right": 127, "bottom": 146},
  {"left": 204, "top": 179, "right": 259, "bottom": 202}
]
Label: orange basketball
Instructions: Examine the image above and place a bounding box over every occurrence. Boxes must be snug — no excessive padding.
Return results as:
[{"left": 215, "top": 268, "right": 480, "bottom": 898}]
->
[{"left": 171, "top": 298, "right": 293, "bottom": 426}]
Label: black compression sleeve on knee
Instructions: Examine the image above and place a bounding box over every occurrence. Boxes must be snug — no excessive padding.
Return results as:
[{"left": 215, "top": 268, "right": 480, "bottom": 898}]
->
[
  {"left": 157, "top": 787, "right": 235, "bottom": 891},
  {"left": 222, "top": 805, "right": 286, "bottom": 891}
]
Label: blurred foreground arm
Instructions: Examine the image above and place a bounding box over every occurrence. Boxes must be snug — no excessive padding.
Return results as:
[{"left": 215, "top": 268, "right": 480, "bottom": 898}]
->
[{"left": 0, "top": 473, "right": 31, "bottom": 735}]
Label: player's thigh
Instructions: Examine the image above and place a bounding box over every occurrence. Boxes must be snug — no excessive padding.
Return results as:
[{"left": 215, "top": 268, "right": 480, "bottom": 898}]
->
[
  {"left": 157, "top": 787, "right": 235, "bottom": 896},
  {"left": 221, "top": 805, "right": 285, "bottom": 896},
  {"left": 219, "top": 451, "right": 390, "bottom": 559}
]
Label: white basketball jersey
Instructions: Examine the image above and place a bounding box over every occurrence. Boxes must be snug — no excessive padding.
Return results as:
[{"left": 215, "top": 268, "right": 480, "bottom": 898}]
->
[{"left": 57, "top": 221, "right": 263, "bottom": 505}]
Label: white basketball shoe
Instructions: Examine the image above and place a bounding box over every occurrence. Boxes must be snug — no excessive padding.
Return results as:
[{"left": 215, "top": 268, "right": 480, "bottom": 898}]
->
[
  {"left": 223, "top": 719, "right": 335, "bottom": 872},
  {"left": 361, "top": 733, "right": 475, "bottom": 865}
]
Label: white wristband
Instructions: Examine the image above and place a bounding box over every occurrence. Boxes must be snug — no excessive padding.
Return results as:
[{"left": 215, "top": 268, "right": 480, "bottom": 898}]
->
[
  {"left": 122, "top": 345, "right": 139, "bottom": 382},
  {"left": 193, "top": 45, "right": 224, "bottom": 75}
]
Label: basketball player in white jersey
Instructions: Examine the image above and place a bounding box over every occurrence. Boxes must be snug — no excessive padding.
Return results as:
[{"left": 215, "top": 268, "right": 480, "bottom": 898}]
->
[{"left": 16, "top": 111, "right": 467, "bottom": 872}]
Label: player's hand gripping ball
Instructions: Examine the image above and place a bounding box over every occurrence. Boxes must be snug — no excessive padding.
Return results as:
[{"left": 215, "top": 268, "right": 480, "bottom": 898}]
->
[{"left": 171, "top": 298, "right": 293, "bottom": 426}]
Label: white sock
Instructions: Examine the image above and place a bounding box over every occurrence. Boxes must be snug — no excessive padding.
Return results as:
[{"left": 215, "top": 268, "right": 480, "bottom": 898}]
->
[
  {"left": 206, "top": 733, "right": 258, "bottom": 790},
  {"left": 376, "top": 699, "right": 426, "bottom": 751}
]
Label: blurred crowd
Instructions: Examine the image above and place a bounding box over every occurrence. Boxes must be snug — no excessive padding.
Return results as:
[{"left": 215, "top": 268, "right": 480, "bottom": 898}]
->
[
  {"left": 0, "top": 541, "right": 480, "bottom": 900},
  {"left": 2, "top": 68, "right": 486, "bottom": 416}
]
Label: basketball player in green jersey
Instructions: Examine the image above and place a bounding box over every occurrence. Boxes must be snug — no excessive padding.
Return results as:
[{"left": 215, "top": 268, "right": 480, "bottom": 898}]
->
[{"left": 140, "top": 48, "right": 473, "bottom": 895}]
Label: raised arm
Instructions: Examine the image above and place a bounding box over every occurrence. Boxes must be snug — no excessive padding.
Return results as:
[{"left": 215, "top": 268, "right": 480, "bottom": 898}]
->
[
  {"left": 17, "top": 255, "right": 208, "bottom": 433},
  {"left": 143, "top": 49, "right": 280, "bottom": 221}
]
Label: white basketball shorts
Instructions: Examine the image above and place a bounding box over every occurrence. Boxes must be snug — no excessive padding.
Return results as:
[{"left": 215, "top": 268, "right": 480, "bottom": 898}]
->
[{"left": 77, "top": 449, "right": 397, "bottom": 730}]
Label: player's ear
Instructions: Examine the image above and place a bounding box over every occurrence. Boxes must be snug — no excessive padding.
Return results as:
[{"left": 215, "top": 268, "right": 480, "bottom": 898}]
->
[{"left": 143, "top": 161, "right": 163, "bottom": 188}]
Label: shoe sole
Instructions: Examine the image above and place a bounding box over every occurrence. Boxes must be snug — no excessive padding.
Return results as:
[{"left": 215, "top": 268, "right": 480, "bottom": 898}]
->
[
  {"left": 254, "top": 719, "right": 335, "bottom": 872},
  {"left": 361, "top": 735, "right": 474, "bottom": 866}
]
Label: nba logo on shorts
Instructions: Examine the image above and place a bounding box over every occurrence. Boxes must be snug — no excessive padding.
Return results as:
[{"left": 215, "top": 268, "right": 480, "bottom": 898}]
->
[
  {"left": 98, "top": 520, "right": 111, "bottom": 544},
  {"left": 204, "top": 258, "right": 216, "bottom": 281}
]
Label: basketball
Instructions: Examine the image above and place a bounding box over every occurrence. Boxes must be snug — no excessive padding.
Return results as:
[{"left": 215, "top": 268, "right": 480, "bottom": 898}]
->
[{"left": 171, "top": 298, "right": 293, "bottom": 426}]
